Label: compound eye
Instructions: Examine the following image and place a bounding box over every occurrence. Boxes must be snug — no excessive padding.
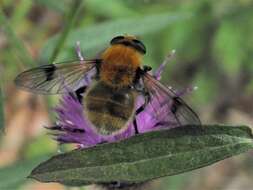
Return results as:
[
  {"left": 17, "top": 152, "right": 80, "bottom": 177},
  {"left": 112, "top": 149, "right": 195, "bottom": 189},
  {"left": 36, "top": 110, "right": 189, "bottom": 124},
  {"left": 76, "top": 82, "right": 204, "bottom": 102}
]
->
[
  {"left": 132, "top": 39, "right": 146, "bottom": 54},
  {"left": 110, "top": 36, "right": 125, "bottom": 45}
]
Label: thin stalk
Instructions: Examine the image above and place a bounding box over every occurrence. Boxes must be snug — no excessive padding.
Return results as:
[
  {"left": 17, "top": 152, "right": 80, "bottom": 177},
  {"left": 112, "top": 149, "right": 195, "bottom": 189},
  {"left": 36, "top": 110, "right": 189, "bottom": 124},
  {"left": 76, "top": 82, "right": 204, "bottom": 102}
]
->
[{"left": 49, "top": 0, "right": 84, "bottom": 63}]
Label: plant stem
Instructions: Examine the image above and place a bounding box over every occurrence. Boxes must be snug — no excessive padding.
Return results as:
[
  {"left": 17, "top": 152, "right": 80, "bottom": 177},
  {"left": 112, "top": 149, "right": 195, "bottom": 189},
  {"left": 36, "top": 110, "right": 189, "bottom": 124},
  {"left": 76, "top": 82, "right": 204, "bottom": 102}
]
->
[{"left": 49, "top": 0, "right": 83, "bottom": 63}]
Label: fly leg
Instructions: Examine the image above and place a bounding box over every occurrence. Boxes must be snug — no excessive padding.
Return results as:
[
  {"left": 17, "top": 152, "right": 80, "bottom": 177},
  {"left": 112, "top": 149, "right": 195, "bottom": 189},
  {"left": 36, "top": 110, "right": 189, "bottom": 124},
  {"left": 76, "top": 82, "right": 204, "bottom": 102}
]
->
[
  {"left": 136, "top": 90, "right": 150, "bottom": 115},
  {"left": 170, "top": 97, "right": 182, "bottom": 126},
  {"left": 133, "top": 91, "right": 150, "bottom": 134},
  {"left": 134, "top": 65, "right": 152, "bottom": 115},
  {"left": 74, "top": 86, "right": 87, "bottom": 103},
  {"left": 132, "top": 66, "right": 152, "bottom": 134},
  {"left": 133, "top": 117, "right": 139, "bottom": 134}
]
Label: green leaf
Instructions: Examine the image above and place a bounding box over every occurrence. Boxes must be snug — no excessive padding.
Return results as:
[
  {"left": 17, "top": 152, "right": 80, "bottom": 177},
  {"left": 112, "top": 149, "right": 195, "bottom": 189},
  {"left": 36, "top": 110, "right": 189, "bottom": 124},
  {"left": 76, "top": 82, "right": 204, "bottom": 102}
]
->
[
  {"left": 39, "top": 12, "right": 190, "bottom": 62},
  {"left": 0, "top": 155, "right": 51, "bottom": 189},
  {"left": 29, "top": 125, "right": 253, "bottom": 186}
]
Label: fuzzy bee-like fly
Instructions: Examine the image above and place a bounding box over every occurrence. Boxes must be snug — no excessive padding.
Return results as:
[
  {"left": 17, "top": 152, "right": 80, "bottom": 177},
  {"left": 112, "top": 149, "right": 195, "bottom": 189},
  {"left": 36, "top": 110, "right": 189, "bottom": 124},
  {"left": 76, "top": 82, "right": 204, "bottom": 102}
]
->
[{"left": 15, "top": 35, "right": 201, "bottom": 136}]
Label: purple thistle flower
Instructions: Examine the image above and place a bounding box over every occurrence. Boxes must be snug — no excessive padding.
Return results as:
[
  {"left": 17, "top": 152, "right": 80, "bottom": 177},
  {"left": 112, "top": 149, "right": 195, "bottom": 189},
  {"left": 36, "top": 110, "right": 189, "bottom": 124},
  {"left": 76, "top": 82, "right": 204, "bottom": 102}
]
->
[{"left": 48, "top": 45, "right": 194, "bottom": 148}]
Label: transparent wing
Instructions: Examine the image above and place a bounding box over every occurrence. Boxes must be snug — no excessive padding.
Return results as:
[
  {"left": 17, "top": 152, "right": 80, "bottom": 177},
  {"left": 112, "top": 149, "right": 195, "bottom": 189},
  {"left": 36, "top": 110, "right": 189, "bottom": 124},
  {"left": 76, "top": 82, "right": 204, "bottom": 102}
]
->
[
  {"left": 15, "top": 60, "right": 98, "bottom": 94},
  {"left": 143, "top": 73, "right": 201, "bottom": 126}
]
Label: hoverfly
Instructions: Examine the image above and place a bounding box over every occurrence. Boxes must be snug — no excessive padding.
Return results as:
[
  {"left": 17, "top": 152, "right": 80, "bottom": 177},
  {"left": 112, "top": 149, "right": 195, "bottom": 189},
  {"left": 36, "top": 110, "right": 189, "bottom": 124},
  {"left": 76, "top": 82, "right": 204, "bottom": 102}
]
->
[{"left": 15, "top": 35, "right": 201, "bottom": 136}]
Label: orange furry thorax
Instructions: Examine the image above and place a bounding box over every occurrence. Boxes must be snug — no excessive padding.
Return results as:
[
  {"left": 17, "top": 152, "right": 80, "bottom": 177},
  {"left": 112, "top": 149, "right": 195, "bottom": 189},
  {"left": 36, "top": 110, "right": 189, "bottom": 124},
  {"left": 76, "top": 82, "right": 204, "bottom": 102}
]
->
[{"left": 100, "top": 44, "right": 142, "bottom": 88}]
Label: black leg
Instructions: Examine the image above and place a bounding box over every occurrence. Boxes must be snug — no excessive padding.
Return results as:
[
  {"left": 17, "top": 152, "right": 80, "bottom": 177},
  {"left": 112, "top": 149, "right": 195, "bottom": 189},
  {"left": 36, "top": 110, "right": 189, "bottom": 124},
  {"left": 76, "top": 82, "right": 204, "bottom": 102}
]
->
[
  {"left": 133, "top": 116, "right": 139, "bottom": 134},
  {"left": 133, "top": 91, "right": 150, "bottom": 135},
  {"left": 75, "top": 86, "right": 87, "bottom": 103},
  {"left": 132, "top": 66, "right": 152, "bottom": 134},
  {"left": 135, "top": 91, "right": 150, "bottom": 115}
]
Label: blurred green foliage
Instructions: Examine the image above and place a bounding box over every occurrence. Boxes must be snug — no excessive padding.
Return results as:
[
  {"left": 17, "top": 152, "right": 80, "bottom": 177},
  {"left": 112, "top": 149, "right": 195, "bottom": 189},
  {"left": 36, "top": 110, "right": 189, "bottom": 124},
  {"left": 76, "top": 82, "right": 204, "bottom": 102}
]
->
[
  {"left": 0, "top": 155, "right": 51, "bottom": 190},
  {"left": 0, "top": 85, "right": 4, "bottom": 136},
  {"left": 40, "top": 12, "right": 190, "bottom": 62},
  {"left": 1, "top": 0, "right": 253, "bottom": 189}
]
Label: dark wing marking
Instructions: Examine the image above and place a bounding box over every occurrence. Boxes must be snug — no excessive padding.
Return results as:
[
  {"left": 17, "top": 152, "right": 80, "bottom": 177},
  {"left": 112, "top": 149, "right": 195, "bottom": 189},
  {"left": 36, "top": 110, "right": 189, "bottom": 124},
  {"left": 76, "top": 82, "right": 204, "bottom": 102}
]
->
[
  {"left": 15, "top": 60, "right": 98, "bottom": 94},
  {"left": 143, "top": 73, "right": 201, "bottom": 126}
]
